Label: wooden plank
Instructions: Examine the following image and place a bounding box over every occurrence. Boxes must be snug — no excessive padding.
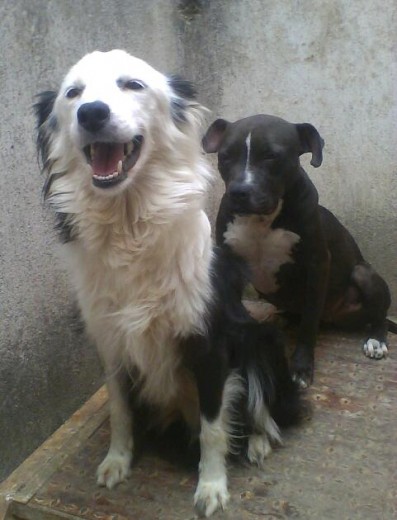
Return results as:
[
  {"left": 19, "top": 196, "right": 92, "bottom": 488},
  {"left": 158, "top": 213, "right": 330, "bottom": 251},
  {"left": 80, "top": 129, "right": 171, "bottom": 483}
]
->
[
  {"left": 6, "top": 502, "right": 80, "bottom": 520},
  {"left": 0, "top": 387, "right": 108, "bottom": 520}
]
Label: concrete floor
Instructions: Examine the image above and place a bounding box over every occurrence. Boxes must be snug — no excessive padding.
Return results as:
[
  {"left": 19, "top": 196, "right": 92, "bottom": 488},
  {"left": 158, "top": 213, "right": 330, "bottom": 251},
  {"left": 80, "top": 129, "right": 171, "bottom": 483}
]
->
[{"left": 1, "top": 330, "right": 396, "bottom": 520}]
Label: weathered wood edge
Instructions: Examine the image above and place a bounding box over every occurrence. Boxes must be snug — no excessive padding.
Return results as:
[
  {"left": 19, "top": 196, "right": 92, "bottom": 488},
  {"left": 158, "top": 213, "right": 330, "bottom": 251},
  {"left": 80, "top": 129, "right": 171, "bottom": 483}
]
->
[{"left": 0, "top": 386, "right": 108, "bottom": 520}]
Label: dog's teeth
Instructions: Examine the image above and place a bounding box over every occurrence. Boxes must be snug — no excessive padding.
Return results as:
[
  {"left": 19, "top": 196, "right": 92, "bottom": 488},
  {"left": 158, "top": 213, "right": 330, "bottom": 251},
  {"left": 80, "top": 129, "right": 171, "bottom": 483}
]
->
[
  {"left": 117, "top": 160, "right": 123, "bottom": 174},
  {"left": 90, "top": 144, "right": 95, "bottom": 159}
]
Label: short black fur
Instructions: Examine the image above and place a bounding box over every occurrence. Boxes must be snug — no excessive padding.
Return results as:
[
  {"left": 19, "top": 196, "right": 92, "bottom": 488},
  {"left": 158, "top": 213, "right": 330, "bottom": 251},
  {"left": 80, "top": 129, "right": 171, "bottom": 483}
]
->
[
  {"left": 204, "top": 114, "right": 394, "bottom": 388},
  {"left": 187, "top": 245, "right": 303, "bottom": 442},
  {"left": 209, "top": 246, "right": 303, "bottom": 428}
]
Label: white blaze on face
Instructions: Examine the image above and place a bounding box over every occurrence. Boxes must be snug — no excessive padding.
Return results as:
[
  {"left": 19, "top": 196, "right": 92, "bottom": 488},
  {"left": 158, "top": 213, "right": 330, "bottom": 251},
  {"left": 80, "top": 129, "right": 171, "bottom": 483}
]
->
[{"left": 244, "top": 132, "right": 254, "bottom": 185}]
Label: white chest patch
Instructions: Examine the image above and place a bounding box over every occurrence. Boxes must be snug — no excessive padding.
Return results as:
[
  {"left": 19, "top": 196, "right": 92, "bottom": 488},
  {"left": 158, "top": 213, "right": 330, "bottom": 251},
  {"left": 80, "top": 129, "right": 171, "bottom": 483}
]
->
[{"left": 224, "top": 215, "right": 300, "bottom": 294}]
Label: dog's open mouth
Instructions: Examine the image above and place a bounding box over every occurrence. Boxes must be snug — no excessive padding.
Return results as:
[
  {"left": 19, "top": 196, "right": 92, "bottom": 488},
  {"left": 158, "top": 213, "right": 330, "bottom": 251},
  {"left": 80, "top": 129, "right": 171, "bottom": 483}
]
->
[{"left": 84, "top": 136, "right": 143, "bottom": 188}]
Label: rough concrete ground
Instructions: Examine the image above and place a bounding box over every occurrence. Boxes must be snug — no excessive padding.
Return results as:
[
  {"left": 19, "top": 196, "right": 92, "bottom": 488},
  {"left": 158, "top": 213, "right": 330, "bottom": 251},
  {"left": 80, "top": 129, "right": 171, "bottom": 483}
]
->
[{"left": 2, "top": 331, "right": 396, "bottom": 520}]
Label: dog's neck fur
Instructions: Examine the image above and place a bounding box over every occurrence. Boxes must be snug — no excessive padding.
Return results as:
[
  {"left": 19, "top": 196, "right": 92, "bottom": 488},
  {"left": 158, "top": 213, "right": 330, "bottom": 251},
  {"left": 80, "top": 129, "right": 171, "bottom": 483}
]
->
[
  {"left": 61, "top": 163, "right": 213, "bottom": 406},
  {"left": 48, "top": 135, "right": 210, "bottom": 245},
  {"left": 56, "top": 151, "right": 213, "bottom": 363}
]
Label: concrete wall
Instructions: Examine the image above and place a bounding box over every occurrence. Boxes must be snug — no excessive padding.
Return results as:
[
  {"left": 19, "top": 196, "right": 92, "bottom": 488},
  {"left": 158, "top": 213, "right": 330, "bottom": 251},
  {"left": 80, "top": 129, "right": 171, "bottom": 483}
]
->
[{"left": 1, "top": 0, "right": 396, "bottom": 480}]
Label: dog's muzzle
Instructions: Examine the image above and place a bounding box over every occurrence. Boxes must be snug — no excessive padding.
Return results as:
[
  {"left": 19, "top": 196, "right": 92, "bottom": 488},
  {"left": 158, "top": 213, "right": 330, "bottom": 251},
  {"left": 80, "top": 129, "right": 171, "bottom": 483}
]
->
[
  {"left": 227, "top": 183, "right": 279, "bottom": 216},
  {"left": 83, "top": 136, "right": 144, "bottom": 189},
  {"left": 77, "top": 101, "right": 144, "bottom": 189}
]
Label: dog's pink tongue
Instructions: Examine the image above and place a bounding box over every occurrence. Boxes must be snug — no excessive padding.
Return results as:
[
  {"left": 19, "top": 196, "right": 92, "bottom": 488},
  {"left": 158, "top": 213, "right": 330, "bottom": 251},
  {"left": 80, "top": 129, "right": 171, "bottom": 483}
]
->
[{"left": 92, "top": 143, "right": 124, "bottom": 176}]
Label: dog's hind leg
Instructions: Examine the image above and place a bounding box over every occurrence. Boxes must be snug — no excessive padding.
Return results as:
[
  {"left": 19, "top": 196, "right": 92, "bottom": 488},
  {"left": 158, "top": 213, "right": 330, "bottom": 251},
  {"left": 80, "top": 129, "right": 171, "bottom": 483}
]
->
[
  {"left": 247, "top": 424, "right": 281, "bottom": 468},
  {"left": 97, "top": 367, "right": 133, "bottom": 489},
  {"left": 241, "top": 322, "right": 302, "bottom": 467},
  {"left": 246, "top": 368, "right": 282, "bottom": 468},
  {"left": 350, "top": 263, "right": 391, "bottom": 359}
]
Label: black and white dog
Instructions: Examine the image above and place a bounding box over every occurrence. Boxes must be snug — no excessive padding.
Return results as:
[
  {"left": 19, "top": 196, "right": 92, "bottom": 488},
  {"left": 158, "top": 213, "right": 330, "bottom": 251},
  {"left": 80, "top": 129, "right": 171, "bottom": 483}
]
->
[
  {"left": 203, "top": 114, "right": 394, "bottom": 389},
  {"left": 35, "top": 52, "right": 301, "bottom": 517}
]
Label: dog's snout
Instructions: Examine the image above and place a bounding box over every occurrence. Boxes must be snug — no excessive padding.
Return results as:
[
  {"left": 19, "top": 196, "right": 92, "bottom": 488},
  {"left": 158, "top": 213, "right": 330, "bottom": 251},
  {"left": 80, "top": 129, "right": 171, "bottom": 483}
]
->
[
  {"left": 77, "top": 101, "right": 110, "bottom": 133},
  {"left": 229, "top": 183, "right": 251, "bottom": 203}
]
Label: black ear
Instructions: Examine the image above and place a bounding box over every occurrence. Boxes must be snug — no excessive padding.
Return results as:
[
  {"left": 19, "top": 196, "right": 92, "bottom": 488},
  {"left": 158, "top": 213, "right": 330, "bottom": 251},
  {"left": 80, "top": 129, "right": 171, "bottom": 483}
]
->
[
  {"left": 168, "top": 75, "right": 196, "bottom": 100},
  {"left": 202, "top": 119, "right": 230, "bottom": 153},
  {"left": 296, "top": 123, "right": 324, "bottom": 168},
  {"left": 34, "top": 91, "right": 58, "bottom": 167},
  {"left": 34, "top": 91, "right": 57, "bottom": 126},
  {"left": 168, "top": 75, "right": 197, "bottom": 124}
]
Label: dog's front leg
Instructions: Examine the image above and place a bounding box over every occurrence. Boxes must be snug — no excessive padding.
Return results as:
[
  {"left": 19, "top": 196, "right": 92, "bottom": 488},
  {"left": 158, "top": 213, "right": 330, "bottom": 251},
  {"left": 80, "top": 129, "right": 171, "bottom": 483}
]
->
[
  {"left": 191, "top": 343, "right": 230, "bottom": 517},
  {"left": 97, "top": 367, "right": 133, "bottom": 489},
  {"left": 291, "top": 229, "right": 330, "bottom": 388}
]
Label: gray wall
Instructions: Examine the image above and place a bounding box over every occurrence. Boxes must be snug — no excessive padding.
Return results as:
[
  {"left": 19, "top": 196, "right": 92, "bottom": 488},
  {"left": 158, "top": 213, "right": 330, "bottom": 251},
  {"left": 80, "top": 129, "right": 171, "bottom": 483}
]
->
[{"left": 1, "top": 0, "right": 396, "bottom": 480}]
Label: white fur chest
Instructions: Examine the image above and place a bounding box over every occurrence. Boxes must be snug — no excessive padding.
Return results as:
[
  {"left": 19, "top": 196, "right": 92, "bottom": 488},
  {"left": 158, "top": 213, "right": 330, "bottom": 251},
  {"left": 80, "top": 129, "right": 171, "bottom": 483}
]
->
[
  {"left": 224, "top": 215, "right": 300, "bottom": 294},
  {"left": 64, "top": 209, "right": 212, "bottom": 406}
]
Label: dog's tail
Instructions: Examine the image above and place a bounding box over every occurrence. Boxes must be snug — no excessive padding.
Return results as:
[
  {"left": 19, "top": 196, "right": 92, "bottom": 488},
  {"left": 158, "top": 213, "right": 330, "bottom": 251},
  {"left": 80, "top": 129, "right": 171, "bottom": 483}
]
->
[{"left": 234, "top": 321, "right": 304, "bottom": 430}]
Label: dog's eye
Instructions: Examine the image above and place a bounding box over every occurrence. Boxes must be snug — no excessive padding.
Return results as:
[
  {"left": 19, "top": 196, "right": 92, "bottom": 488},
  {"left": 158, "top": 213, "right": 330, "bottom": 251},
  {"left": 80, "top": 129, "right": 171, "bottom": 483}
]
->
[
  {"left": 123, "top": 79, "right": 146, "bottom": 91},
  {"left": 65, "top": 87, "right": 82, "bottom": 99}
]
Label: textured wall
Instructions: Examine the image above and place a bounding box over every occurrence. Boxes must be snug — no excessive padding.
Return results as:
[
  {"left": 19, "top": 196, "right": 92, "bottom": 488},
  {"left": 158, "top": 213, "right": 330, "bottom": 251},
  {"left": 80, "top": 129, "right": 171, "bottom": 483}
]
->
[
  {"left": 183, "top": 0, "right": 397, "bottom": 291},
  {"left": 1, "top": 0, "right": 396, "bottom": 480},
  {"left": 0, "top": 0, "right": 182, "bottom": 481}
]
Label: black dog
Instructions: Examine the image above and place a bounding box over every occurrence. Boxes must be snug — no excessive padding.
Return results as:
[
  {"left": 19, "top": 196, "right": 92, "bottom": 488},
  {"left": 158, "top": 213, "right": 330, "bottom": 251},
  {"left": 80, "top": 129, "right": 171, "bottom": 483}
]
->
[{"left": 203, "top": 114, "right": 394, "bottom": 388}]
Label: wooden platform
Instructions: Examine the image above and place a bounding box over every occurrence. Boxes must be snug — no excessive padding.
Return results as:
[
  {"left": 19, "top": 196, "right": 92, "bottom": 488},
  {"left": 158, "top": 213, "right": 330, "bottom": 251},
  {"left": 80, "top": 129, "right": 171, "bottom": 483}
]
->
[{"left": 1, "top": 331, "right": 396, "bottom": 520}]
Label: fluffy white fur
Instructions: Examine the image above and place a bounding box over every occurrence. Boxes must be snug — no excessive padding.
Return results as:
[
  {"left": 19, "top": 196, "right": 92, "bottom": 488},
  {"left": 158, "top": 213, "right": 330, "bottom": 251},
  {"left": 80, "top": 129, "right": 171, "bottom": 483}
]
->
[{"left": 40, "top": 50, "right": 230, "bottom": 515}]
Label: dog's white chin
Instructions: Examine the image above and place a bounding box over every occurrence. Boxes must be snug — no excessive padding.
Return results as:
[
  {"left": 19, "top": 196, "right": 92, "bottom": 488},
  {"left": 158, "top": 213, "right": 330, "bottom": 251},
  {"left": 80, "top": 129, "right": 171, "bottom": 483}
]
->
[{"left": 90, "top": 170, "right": 136, "bottom": 196}]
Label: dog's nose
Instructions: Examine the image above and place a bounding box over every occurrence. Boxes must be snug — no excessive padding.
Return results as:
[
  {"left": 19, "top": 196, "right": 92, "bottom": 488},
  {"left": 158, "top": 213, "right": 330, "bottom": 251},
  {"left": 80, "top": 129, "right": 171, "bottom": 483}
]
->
[
  {"left": 229, "top": 183, "right": 251, "bottom": 204},
  {"left": 77, "top": 101, "right": 110, "bottom": 133}
]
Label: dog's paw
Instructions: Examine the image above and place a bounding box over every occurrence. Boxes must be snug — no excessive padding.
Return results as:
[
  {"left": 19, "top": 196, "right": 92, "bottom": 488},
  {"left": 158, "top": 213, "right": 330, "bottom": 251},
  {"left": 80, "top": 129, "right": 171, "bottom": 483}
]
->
[
  {"left": 247, "top": 433, "right": 272, "bottom": 467},
  {"left": 96, "top": 451, "right": 132, "bottom": 489},
  {"left": 194, "top": 477, "right": 230, "bottom": 517},
  {"left": 243, "top": 300, "right": 278, "bottom": 323},
  {"left": 290, "top": 350, "right": 314, "bottom": 389},
  {"left": 291, "top": 372, "right": 311, "bottom": 389},
  {"left": 363, "top": 339, "right": 388, "bottom": 360}
]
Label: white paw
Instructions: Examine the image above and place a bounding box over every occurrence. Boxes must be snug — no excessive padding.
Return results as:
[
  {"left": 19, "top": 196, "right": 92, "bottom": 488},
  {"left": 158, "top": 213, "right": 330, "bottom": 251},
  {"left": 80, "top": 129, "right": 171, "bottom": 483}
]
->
[
  {"left": 247, "top": 434, "right": 272, "bottom": 467},
  {"left": 96, "top": 451, "right": 132, "bottom": 489},
  {"left": 292, "top": 373, "right": 309, "bottom": 389},
  {"left": 194, "top": 477, "right": 230, "bottom": 517},
  {"left": 363, "top": 339, "right": 388, "bottom": 360}
]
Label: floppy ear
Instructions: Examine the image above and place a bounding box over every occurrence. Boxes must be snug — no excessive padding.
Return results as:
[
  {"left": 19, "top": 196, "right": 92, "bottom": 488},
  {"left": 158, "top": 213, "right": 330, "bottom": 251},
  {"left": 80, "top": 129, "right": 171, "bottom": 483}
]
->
[
  {"left": 202, "top": 118, "right": 230, "bottom": 153},
  {"left": 168, "top": 75, "right": 197, "bottom": 125},
  {"left": 296, "top": 123, "right": 324, "bottom": 168},
  {"left": 34, "top": 91, "right": 60, "bottom": 199},
  {"left": 168, "top": 75, "right": 196, "bottom": 100},
  {"left": 34, "top": 90, "right": 58, "bottom": 167}
]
